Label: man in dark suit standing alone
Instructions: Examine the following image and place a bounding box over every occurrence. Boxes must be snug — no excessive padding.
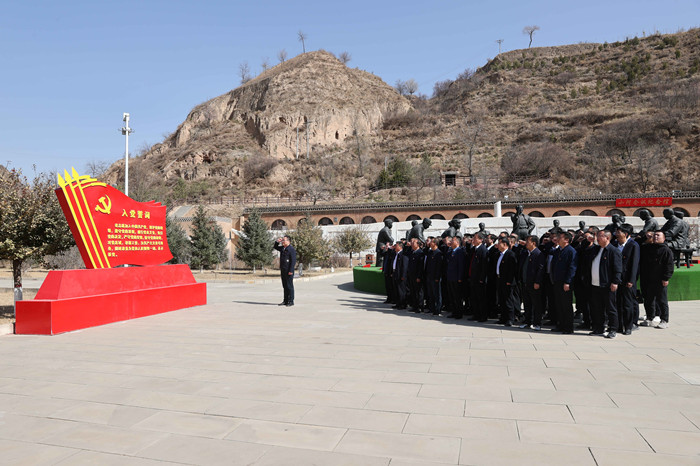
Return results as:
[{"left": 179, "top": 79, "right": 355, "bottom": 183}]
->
[
  {"left": 551, "top": 232, "right": 577, "bottom": 334},
  {"left": 273, "top": 235, "right": 297, "bottom": 307},
  {"left": 588, "top": 230, "right": 622, "bottom": 338}
]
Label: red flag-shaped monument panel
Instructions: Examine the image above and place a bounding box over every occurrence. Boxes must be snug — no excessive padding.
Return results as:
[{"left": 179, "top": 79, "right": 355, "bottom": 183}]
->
[{"left": 56, "top": 169, "right": 173, "bottom": 268}]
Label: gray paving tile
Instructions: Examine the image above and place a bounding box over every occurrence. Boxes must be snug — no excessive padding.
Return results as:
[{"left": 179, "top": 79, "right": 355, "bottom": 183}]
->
[
  {"left": 403, "top": 413, "right": 519, "bottom": 442},
  {"left": 459, "top": 439, "right": 596, "bottom": 466},
  {"left": 335, "top": 430, "right": 461, "bottom": 464},
  {"left": 464, "top": 400, "right": 574, "bottom": 423},
  {"left": 136, "top": 433, "right": 269, "bottom": 465},
  {"left": 225, "top": 419, "right": 346, "bottom": 451},
  {"left": 42, "top": 423, "right": 169, "bottom": 455},
  {"left": 0, "top": 438, "right": 78, "bottom": 465},
  {"left": 365, "top": 393, "right": 465, "bottom": 416},
  {"left": 569, "top": 405, "right": 698, "bottom": 431},
  {"left": 637, "top": 428, "right": 700, "bottom": 456},
  {"left": 518, "top": 420, "right": 651, "bottom": 451},
  {"left": 298, "top": 406, "right": 408, "bottom": 432},
  {"left": 590, "top": 448, "right": 700, "bottom": 466},
  {"left": 54, "top": 450, "right": 183, "bottom": 465},
  {"left": 253, "top": 445, "right": 390, "bottom": 466},
  {"left": 50, "top": 401, "right": 157, "bottom": 427},
  {"left": 133, "top": 410, "right": 242, "bottom": 438}
]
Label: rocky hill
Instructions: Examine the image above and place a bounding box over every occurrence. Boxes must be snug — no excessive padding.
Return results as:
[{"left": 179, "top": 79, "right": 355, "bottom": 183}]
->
[{"left": 106, "top": 29, "right": 700, "bottom": 206}]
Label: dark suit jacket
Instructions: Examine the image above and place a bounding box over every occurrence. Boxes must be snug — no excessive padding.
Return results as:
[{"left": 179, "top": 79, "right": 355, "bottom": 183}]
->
[
  {"left": 590, "top": 244, "right": 622, "bottom": 288},
  {"left": 468, "top": 244, "right": 488, "bottom": 283},
  {"left": 496, "top": 249, "right": 517, "bottom": 284},
  {"left": 620, "top": 239, "right": 640, "bottom": 285},
  {"left": 425, "top": 248, "right": 443, "bottom": 281},
  {"left": 392, "top": 250, "right": 409, "bottom": 281},
  {"left": 382, "top": 249, "right": 396, "bottom": 276},
  {"left": 551, "top": 245, "right": 577, "bottom": 285},
  {"left": 274, "top": 242, "right": 297, "bottom": 274},
  {"left": 407, "top": 248, "right": 425, "bottom": 281},
  {"left": 525, "top": 247, "right": 546, "bottom": 287},
  {"left": 446, "top": 247, "right": 466, "bottom": 282},
  {"left": 487, "top": 245, "right": 500, "bottom": 280}
]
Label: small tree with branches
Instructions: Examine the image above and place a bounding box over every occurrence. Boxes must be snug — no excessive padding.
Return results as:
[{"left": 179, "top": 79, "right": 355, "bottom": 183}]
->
[
  {"left": 404, "top": 79, "right": 419, "bottom": 95},
  {"left": 334, "top": 226, "right": 373, "bottom": 266},
  {"left": 338, "top": 51, "right": 351, "bottom": 64},
  {"left": 239, "top": 62, "right": 252, "bottom": 84},
  {"left": 297, "top": 30, "right": 307, "bottom": 53},
  {"left": 523, "top": 25, "right": 540, "bottom": 48},
  {"left": 277, "top": 49, "right": 287, "bottom": 63}
]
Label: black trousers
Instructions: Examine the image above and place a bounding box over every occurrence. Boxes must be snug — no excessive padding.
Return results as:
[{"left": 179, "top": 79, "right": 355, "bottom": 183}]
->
[
  {"left": 590, "top": 285, "right": 618, "bottom": 333},
  {"left": 574, "top": 281, "right": 591, "bottom": 325},
  {"left": 643, "top": 285, "right": 670, "bottom": 322},
  {"left": 426, "top": 278, "right": 442, "bottom": 314},
  {"left": 617, "top": 285, "right": 637, "bottom": 332},
  {"left": 523, "top": 284, "right": 543, "bottom": 326},
  {"left": 383, "top": 273, "right": 394, "bottom": 303},
  {"left": 486, "top": 277, "right": 498, "bottom": 318},
  {"left": 281, "top": 272, "right": 294, "bottom": 303},
  {"left": 470, "top": 280, "right": 487, "bottom": 321},
  {"left": 408, "top": 276, "right": 424, "bottom": 310},
  {"left": 543, "top": 276, "right": 558, "bottom": 325},
  {"left": 447, "top": 281, "right": 463, "bottom": 317},
  {"left": 393, "top": 277, "right": 408, "bottom": 308},
  {"left": 497, "top": 281, "right": 517, "bottom": 324},
  {"left": 553, "top": 282, "right": 574, "bottom": 333}
]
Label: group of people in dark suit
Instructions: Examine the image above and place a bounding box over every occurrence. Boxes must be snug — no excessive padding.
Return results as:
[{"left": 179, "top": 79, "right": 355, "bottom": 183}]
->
[{"left": 378, "top": 218, "right": 676, "bottom": 339}]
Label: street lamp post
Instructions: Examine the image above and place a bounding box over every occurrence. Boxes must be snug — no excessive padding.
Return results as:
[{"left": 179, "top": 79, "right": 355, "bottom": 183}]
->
[{"left": 121, "top": 113, "right": 133, "bottom": 196}]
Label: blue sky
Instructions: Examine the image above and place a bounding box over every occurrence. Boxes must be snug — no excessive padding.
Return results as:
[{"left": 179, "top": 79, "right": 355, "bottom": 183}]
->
[{"left": 1, "top": 0, "right": 698, "bottom": 178}]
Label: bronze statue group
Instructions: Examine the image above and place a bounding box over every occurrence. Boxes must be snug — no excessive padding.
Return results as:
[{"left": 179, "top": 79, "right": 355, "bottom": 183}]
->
[{"left": 376, "top": 206, "right": 691, "bottom": 339}]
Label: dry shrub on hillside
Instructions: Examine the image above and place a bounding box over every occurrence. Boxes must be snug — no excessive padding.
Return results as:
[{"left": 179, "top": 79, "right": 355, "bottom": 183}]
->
[
  {"left": 500, "top": 142, "right": 566, "bottom": 182},
  {"left": 243, "top": 155, "right": 278, "bottom": 183}
]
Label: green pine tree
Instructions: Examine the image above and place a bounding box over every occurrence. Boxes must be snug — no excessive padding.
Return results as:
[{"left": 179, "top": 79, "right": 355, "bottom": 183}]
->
[
  {"left": 235, "top": 209, "right": 273, "bottom": 272},
  {"left": 165, "top": 215, "right": 191, "bottom": 265},
  {"left": 189, "top": 205, "right": 227, "bottom": 271}
]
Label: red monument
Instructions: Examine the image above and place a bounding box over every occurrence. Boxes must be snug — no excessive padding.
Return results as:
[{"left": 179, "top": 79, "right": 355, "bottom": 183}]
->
[{"left": 14, "top": 169, "right": 207, "bottom": 335}]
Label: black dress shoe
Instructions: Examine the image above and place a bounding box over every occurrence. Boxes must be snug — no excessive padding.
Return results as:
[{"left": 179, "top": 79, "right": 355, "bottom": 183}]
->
[
  {"left": 550, "top": 327, "right": 562, "bottom": 332},
  {"left": 605, "top": 331, "right": 617, "bottom": 339},
  {"left": 432, "top": 312, "right": 440, "bottom": 316},
  {"left": 278, "top": 302, "right": 288, "bottom": 306},
  {"left": 503, "top": 321, "right": 513, "bottom": 327},
  {"left": 623, "top": 329, "right": 632, "bottom": 335},
  {"left": 286, "top": 302, "right": 294, "bottom": 307}
]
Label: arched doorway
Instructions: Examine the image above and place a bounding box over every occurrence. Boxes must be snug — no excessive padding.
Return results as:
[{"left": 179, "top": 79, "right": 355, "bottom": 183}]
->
[
  {"left": 361, "top": 215, "right": 377, "bottom": 224},
  {"left": 384, "top": 215, "right": 399, "bottom": 223},
  {"left": 673, "top": 207, "right": 690, "bottom": 217},
  {"left": 271, "top": 219, "right": 286, "bottom": 230},
  {"left": 453, "top": 213, "right": 468, "bottom": 219},
  {"left": 318, "top": 217, "right": 333, "bottom": 226},
  {"left": 406, "top": 214, "right": 421, "bottom": 221},
  {"left": 430, "top": 214, "right": 446, "bottom": 220},
  {"left": 503, "top": 211, "right": 516, "bottom": 218},
  {"left": 606, "top": 209, "right": 625, "bottom": 217},
  {"left": 553, "top": 210, "right": 570, "bottom": 217},
  {"left": 579, "top": 209, "right": 598, "bottom": 216},
  {"left": 339, "top": 216, "right": 355, "bottom": 225},
  {"left": 528, "top": 211, "right": 544, "bottom": 218},
  {"left": 477, "top": 212, "right": 493, "bottom": 218},
  {"left": 297, "top": 218, "right": 309, "bottom": 226}
]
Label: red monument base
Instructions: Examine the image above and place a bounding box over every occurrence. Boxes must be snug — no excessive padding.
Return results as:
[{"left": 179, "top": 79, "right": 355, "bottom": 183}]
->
[{"left": 15, "top": 264, "right": 207, "bottom": 335}]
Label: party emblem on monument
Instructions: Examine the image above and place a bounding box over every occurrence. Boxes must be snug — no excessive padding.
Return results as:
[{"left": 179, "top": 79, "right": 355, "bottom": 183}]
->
[{"left": 56, "top": 168, "right": 172, "bottom": 268}]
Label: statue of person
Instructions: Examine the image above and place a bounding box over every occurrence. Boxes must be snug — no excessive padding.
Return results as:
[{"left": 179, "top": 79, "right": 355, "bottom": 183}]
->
[
  {"left": 407, "top": 218, "right": 432, "bottom": 243},
  {"left": 477, "top": 222, "right": 489, "bottom": 237},
  {"left": 549, "top": 219, "right": 561, "bottom": 234},
  {"left": 511, "top": 204, "right": 535, "bottom": 241},
  {"left": 604, "top": 214, "right": 625, "bottom": 233},
  {"left": 442, "top": 219, "right": 462, "bottom": 239},
  {"left": 661, "top": 208, "right": 683, "bottom": 249},
  {"left": 674, "top": 211, "right": 690, "bottom": 249},
  {"left": 375, "top": 218, "right": 394, "bottom": 266},
  {"left": 636, "top": 209, "right": 659, "bottom": 242},
  {"left": 577, "top": 221, "right": 586, "bottom": 233}
]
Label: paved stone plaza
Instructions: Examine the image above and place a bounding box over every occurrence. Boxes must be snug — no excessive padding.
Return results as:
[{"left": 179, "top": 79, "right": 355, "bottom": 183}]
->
[{"left": 1, "top": 272, "right": 699, "bottom": 465}]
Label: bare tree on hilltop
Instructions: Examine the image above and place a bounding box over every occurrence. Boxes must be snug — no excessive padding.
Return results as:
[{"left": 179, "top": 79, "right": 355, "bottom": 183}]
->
[
  {"left": 239, "top": 62, "right": 252, "bottom": 84},
  {"left": 298, "top": 30, "right": 307, "bottom": 53},
  {"left": 395, "top": 79, "right": 407, "bottom": 96},
  {"left": 261, "top": 57, "right": 270, "bottom": 73},
  {"left": 404, "top": 79, "right": 419, "bottom": 95},
  {"left": 277, "top": 49, "right": 287, "bottom": 63},
  {"left": 523, "top": 25, "right": 540, "bottom": 48},
  {"left": 338, "top": 51, "right": 351, "bottom": 64}
]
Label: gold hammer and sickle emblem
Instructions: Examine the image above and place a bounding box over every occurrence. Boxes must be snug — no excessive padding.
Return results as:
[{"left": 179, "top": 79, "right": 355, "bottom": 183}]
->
[{"left": 95, "top": 195, "right": 112, "bottom": 215}]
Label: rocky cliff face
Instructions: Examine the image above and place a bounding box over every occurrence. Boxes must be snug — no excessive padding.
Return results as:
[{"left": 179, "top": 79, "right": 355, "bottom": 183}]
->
[{"left": 167, "top": 51, "right": 411, "bottom": 160}]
